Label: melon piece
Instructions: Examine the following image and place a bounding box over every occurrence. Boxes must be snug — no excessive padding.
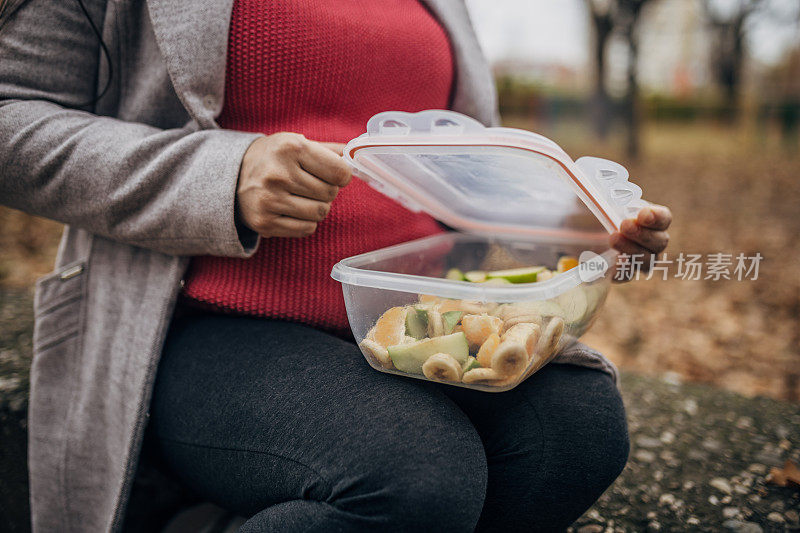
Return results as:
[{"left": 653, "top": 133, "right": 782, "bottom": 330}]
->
[{"left": 387, "top": 332, "right": 469, "bottom": 375}]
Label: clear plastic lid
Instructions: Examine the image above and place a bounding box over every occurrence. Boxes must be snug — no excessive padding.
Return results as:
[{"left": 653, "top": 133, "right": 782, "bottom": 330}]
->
[{"left": 344, "top": 110, "right": 648, "bottom": 242}]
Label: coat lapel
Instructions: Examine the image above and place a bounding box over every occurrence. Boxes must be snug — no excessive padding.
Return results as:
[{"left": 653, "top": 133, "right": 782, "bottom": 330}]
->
[{"left": 146, "top": 0, "right": 234, "bottom": 127}]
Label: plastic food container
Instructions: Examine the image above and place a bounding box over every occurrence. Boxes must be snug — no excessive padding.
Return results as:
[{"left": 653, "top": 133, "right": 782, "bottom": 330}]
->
[{"left": 331, "top": 110, "right": 648, "bottom": 392}]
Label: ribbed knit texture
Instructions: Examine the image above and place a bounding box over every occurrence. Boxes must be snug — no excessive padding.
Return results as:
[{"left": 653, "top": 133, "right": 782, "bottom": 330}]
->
[{"left": 182, "top": 0, "right": 453, "bottom": 332}]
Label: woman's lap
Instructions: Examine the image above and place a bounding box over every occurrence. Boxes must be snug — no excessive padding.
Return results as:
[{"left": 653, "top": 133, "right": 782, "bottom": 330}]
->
[{"left": 149, "top": 314, "right": 628, "bottom": 532}]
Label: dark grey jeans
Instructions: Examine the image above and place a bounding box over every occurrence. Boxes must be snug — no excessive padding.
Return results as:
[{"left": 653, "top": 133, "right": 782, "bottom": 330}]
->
[{"left": 148, "top": 314, "right": 629, "bottom": 532}]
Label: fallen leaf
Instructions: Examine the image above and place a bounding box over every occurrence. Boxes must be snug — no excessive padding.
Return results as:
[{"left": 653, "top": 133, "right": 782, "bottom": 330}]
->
[{"left": 766, "top": 459, "right": 800, "bottom": 489}]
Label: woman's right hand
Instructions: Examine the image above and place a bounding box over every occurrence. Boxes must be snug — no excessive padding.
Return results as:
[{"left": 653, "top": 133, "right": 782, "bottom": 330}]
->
[{"left": 236, "top": 133, "right": 352, "bottom": 238}]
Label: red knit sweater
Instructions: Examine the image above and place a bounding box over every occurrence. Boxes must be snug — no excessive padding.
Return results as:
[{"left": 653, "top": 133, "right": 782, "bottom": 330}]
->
[{"left": 182, "top": 0, "right": 453, "bottom": 332}]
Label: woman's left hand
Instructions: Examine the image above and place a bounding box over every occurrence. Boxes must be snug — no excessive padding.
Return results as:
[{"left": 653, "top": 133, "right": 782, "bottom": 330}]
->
[{"left": 609, "top": 204, "right": 672, "bottom": 281}]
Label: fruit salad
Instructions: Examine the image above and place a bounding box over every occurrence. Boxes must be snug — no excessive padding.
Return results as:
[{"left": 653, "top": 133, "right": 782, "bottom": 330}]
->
[{"left": 358, "top": 257, "right": 601, "bottom": 389}]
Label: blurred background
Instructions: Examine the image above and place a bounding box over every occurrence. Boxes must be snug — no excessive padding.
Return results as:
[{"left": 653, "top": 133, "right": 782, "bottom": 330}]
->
[{"left": 1, "top": 0, "right": 799, "bottom": 403}]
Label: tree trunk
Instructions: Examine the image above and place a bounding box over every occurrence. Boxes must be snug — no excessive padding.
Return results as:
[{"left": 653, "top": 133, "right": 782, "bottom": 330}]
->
[
  {"left": 590, "top": 10, "right": 614, "bottom": 139},
  {"left": 624, "top": 26, "right": 640, "bottom": 158}
]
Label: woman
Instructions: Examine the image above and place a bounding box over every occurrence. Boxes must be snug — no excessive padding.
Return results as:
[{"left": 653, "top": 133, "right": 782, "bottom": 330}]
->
[{"left": 0, "top": 0, "right": 671, "bottom": 531}]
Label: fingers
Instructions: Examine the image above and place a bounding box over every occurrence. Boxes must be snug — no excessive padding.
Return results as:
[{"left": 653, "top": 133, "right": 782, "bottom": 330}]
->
[
  {"left": 609, "top": 232, "right": 654, "bottom": 258},
  {"left": 609, "top": 232, "right": 656, "bottom": 283},
  {"left": 299, "top": 140, "right": 353, "bottom": 187},
  {"left": 288, "top": 168, "right": 340, "bottom": 202},
  {"left": 266, "top": 216, "right": 318, "bottom": 238},
  {"left": 636, "top": 205, "right": 672, "bottom": 230},
  {"left": 320, "top": 142, "right": 346, "bottom": 156},
  {"left": 620, "top": 219, "right": 669, "bottom": 253},
  {"left": 273, "top": 193, "right": 331, "bottom": 222}
]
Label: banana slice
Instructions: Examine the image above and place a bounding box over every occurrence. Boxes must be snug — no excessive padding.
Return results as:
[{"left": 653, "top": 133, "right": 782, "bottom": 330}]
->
[
  {"left": 360, "top": 339, "right": 392, "bottom": 368},
  {"left": 522, "top": 317, "right": 566, "bottom": 380},
  {"left": 462, "top": 367, "right": 504, "bottom": 384},
  {"left": 422, "top": 353, "right": 463, "bottom": 382},
  {"left": 502, "top": 314, "right": 543, "bottom": 333},
  {"left": 491, "top": 341, "right": 528, "bottom": 377},
  {"left": 427, "top": 309, "right": 444, "bottom": 337},
  {"left": 462, "top": 314, "right": 503, "bottom": 346},
  {"left": 537, "top": 317, "right": 565, "bottom": 359},
  {"left": 476, "top": 332, "right": 501, "bottom": 368},
  {"left": 502, "top": 322, "right": 540, "bottom": 356}
]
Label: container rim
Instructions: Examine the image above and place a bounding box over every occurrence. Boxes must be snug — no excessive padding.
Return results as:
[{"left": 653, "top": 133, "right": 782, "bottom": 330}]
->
[{"left": 330, "top": 232, "right": 617, "bottom": 302}]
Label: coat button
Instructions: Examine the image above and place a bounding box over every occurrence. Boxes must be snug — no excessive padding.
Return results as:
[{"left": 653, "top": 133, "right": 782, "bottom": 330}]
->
[{"left": 203, "top": 95, "right": 216, "bottom": 110}]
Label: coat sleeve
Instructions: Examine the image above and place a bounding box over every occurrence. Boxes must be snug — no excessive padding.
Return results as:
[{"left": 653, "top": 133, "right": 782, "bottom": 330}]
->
[{"left": 0, "top": 0, "right": 262, "bottom": 257}]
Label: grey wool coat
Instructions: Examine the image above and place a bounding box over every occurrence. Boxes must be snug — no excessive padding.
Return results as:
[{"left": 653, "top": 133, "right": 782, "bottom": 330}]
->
[{"left": 0, "top": 0, "right": 618, "bottom": 531}]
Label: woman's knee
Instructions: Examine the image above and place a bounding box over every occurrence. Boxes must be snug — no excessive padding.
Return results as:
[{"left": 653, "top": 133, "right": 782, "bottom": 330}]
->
[
  {"left": 541, "top": 369, "right": 629, "bottom": 525},
  {"left": 329, "top": 394, "right": 488, "bottom": 531},
  {"left": 478, "top": 366, "right": 629, "bottom": 531}
]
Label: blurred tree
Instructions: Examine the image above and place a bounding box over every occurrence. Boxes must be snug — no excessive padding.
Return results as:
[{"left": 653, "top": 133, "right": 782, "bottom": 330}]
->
[
  {"left": 586, "top": 0, "right": 657, "bottom": 158},
  {"left": 617, "top": 0, "right": 655, "bottom": 158},
  {"left": 761, "top": 45, "right": 800, "bottom": 147},
  {"left": 586, "top": 0, "right": 615, "bottom": 139},
  {"left": 702, "top": 0, "right": 765, "bottom": 121}
]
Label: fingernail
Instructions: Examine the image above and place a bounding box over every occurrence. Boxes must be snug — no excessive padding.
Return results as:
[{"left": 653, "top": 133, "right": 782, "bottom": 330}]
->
[{"left": 642, "top": 208, "right": 655, "bottom": 225}]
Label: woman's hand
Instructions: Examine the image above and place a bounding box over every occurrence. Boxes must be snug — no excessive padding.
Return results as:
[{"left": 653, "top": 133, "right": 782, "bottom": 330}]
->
[
  {"left": 609, "top": 204, "right": 672, "bottom": 281},
  {"left": 236, "top": 133, "right": 352, "bottom": 238}
]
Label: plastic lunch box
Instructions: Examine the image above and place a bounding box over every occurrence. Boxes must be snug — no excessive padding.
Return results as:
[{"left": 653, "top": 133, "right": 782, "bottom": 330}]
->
[{"left": 331, "top": 110, "right": 648, "bottom": 392}]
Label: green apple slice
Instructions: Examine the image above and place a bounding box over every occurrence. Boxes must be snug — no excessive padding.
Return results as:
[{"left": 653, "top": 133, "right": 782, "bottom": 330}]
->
[
  {"left": 464, "top": 270, "right": 487, "bottom": 283},
  {"left": 441, "top": 311, "right": 463, "bottom": 334},
  {"left": 388, "top": 332, "right": 469, "bottom": 374},
  {"left": 486, "top": 266, "right": 546, "bottom": 284},
  {"left": 462, "top": 356, "right": 481, "bottom": 372},
  {"left": 405, "top": 307, "right": 429, "bottom": 340},
  {"left": 445, "top": 268, "right": 466, "bottom": 281},
  {"left": 481, "top": 278, "right": 512, "bottom": 286}
]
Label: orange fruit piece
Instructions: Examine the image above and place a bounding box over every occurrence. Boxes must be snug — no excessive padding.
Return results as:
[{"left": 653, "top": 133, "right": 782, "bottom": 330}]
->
[
  {"left": 462, "top": 314, "right": 503, "bottom": 346},
  {"left": 371, "top": 306, "right": 409, "bottom": 347},
  {"left": 557, "top": 256, "right": 579, "bottom": 273},
  {"left": 476, "top": 332, "right": 501, "bottom": 368}
]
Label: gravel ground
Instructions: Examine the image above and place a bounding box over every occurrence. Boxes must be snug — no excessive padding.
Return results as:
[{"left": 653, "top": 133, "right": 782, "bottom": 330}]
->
[
  {"left": 1, "top": 288, "right": 798, "bottom": 532},
  {"left": 570, "top": 372, "right": 800, "bottom": 532}
]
